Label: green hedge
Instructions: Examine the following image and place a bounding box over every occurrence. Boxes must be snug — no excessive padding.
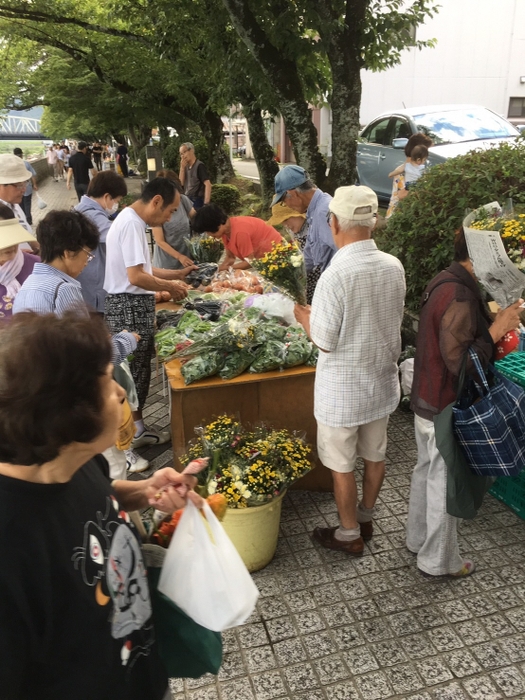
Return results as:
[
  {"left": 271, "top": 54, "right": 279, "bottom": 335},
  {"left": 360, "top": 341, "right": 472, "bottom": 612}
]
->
[
  {"left": 210, "top": 183, "right": 241, "bottom": 214},
  {"left": 379, "top": 142, "right": 525, "bottom": 311}
]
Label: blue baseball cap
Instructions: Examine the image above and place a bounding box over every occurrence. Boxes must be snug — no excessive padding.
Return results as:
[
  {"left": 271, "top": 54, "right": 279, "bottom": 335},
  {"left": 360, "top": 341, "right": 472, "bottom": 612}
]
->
[{"left": 272, "top": 165, "right": 309, "bottom": 207}]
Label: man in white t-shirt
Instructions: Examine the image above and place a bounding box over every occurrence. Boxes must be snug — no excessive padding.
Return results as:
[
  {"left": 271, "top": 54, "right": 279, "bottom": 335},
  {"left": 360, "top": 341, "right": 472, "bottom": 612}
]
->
[{"left": 105, "top": 177, "right": 195, "bottom": 449}]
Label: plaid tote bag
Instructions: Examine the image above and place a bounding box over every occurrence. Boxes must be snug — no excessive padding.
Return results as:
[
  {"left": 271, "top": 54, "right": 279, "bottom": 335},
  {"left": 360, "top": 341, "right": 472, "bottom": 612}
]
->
[{"left": 453, "top": 348, "right": 525, "bottom": 476}]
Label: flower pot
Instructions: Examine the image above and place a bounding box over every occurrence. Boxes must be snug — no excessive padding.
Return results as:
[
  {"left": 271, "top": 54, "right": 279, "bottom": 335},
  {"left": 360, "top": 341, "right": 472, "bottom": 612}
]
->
[{"left": 221, "top": 491, "right": 286, "bottom": 572}]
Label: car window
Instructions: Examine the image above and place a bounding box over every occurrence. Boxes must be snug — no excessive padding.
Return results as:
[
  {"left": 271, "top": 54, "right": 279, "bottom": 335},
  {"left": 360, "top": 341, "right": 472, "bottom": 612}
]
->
[
  {"left": 412, "top": 108, "right": 518, "bottom": 145},
  {"left": 361, "top": 118, "right": 391, "bottom": 146},
  {"left": 391, "top": 118, "right": 412, "bottom": 141}
]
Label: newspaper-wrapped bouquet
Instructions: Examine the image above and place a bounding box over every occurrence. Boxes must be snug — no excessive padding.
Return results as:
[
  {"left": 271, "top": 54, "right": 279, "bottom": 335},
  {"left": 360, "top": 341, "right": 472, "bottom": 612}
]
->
[{"left": 463, "top": 202, "right": 525, "bottom": 307}]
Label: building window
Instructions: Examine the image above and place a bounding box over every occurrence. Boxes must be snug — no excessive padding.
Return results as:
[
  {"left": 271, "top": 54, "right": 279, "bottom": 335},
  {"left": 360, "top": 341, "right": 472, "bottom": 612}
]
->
[{"left": 509, "top": 97, "right": 525, "bottom": 118}]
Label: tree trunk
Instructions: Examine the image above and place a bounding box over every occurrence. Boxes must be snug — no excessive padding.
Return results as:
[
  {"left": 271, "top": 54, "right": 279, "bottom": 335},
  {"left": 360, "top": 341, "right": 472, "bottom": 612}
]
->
[
  {"left": 317, "top": 0, "right": 367, "bottom": 193},
  {"left": 243, "top": 101, "right": 279, "bottom": 205},
  {"left": 220, "top": 0, "right": 326, "bottom": 187},
  {"left": 128, "top": 124, "right": 152, "bottom": 163},
  {"left": 200, "top": 107, "right": 235, "bottom": 183}
]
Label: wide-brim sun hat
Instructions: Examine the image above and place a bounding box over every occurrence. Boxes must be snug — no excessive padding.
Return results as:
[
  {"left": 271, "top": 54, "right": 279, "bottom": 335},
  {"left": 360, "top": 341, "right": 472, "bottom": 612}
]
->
[
  {"left": 0, "top": 154, "right": 32, "bottom": 185},
  {"left": 0, "top": 218, "right": 37, "bottom": 250},
  {"left": 329, "top": 185, "right": 378, "bottom": 222},
  {"left": 267, "top": 203, "right": 306, "bottom": 227},
  {"left": 271, "top": 165, "right": 309, "bottom": 207}
]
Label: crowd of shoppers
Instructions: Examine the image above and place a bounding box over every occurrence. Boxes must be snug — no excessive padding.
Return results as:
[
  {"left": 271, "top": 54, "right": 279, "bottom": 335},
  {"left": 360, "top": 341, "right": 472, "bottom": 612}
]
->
[{"left": 1, "top": 132, "right": 524, "bottom": 697}]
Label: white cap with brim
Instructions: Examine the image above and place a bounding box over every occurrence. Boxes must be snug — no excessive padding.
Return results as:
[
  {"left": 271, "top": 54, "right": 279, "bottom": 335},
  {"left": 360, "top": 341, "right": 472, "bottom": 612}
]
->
[
  {"left": 0, "top": 218, "right": 37, "bottom": 250},
  {"left": 0, "top": 154, "right": 32, "bottom": 185},
  {"left": 328, "top": 185, "right": 378, "bottom": 222}
]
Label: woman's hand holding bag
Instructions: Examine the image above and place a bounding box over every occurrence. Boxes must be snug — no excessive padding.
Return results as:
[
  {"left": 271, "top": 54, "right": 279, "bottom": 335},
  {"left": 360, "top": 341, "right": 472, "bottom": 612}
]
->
[{"left": 158, "top": 500, "right": 259, "bottom": 632}]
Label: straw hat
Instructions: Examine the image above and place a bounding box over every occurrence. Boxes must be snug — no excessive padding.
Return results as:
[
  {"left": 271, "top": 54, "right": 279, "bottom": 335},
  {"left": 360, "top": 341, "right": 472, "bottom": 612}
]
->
[
  {"left": 267, "top": 203, "right": 306, "bottom": 227},
  {"left": 0, "top": 218, "right": 37, "bottom": 250}
]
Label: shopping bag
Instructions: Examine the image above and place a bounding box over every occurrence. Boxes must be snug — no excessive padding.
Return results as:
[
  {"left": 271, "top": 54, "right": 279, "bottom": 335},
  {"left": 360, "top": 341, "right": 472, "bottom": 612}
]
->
[
  {"left": 148, "top": 566, "right": 222, "bottom": 678},
  {"left": 115, "top": 397, "right": 135, "bottom": 450},
  {"left": 36, "top": 193, "right": 47, "bottom": 210},
  {"left": 113, "top": 359, "right": 139, "bottom": 411},
  {"left": 453, "top": 348, "right": 525, "bottom": 476},
  {"left": 434, "top": 401, "right": 493, "bottom": 519},
  {"left": 158, "top": 501, "right": 259, "bottom": 632}
]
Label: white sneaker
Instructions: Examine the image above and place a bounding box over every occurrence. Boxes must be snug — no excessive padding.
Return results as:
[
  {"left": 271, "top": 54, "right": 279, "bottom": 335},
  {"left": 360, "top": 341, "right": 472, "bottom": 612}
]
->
[
  {"left": 131, "top": 426, "right": 171, "bottom": 449},
  {"left": 125, "top": 449, "right": 149, "bottom": 473}
]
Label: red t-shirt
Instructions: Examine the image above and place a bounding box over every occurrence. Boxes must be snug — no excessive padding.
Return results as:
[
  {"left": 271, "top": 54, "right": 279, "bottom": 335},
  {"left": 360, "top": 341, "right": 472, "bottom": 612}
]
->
[{"left": 223, "top": 217, "right": 282, "bottom": 260}]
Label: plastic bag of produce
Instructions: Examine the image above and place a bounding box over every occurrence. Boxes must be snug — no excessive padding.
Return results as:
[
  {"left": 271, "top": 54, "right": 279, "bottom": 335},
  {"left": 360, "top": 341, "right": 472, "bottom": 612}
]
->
[
  {"left": 219, "top": 346, "right": 262, "bottom": 380},
  {"left": 249, "top": 340, "right": 287, "bottom": 373},
  {"left": 283, "top": 328, "right": 313, "bottom": 368},
  {"left": 180, "top": 351, "right": 225, "bottom": 385},
  {"left": 244, "top": 292, "right": 297, "bottom": 326}
]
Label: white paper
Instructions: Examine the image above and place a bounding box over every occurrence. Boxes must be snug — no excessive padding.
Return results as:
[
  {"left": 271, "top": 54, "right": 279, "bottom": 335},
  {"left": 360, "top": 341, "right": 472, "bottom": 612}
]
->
[{"left": 463, "top": 202, "right": 525, "bottom": 308}]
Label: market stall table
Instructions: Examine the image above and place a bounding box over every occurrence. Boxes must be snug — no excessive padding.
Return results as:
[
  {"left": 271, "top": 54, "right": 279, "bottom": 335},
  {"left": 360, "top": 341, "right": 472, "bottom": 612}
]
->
[{"left": 164, "top": 358, "right": 332, "bottom": 491}]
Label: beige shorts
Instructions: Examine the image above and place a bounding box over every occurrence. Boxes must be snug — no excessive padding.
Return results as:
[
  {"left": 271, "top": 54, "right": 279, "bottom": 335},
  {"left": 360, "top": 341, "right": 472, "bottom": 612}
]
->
[{"left": 317, "top": 417, "right": 389, "bottom": 473}]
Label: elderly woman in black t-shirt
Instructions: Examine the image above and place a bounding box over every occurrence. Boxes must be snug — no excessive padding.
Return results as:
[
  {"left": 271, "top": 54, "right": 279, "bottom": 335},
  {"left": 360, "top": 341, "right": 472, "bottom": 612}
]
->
[{"left": 0, "top": 311, "right": 199, "bottom": 700}]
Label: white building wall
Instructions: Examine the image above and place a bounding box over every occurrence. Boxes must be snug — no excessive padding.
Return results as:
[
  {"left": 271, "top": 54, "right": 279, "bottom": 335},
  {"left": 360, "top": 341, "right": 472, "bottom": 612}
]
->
[{"left": 359, "top": 0, "right": 525, "bottom": 124}]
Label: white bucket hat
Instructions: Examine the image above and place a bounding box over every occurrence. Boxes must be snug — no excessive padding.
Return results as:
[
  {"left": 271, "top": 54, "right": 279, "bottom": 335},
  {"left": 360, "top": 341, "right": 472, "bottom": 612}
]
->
[
  {"left": 0, "top": 218, "right": 37, "bottom": 250},
  {"left": 0, "top": 154, "right": 32, "bottom": 185}
]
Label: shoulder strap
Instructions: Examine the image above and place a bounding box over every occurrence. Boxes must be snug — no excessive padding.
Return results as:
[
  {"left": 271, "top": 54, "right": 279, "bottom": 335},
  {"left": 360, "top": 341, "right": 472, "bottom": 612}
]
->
[
  {"left": 52, "top": 281, "right": 65, "bottom": 311},
  {"left": 422, "top": 277, "right": 459, "bottom": 306}
]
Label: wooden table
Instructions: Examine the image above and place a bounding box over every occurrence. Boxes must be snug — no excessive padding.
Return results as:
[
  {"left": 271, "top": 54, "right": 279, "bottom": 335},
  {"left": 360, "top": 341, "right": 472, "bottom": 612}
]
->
[{"left": 164, "top": 359, "right": 333, "bottom": 491}]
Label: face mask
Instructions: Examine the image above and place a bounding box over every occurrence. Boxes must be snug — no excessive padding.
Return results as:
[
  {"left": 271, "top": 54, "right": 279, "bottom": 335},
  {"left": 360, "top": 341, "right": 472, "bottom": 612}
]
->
[{"left": 106, "top": 201, "right": 119, "bottom": 215}]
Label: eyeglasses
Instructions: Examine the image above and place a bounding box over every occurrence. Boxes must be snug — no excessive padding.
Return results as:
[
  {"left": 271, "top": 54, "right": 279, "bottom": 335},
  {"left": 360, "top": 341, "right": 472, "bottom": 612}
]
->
[
  {"left": 82, "top": 247, "right": 95, "bottom": 263},
  {"left": 326, "top": 211, "right": 333, "bottom": 225},
  {"left": 7, "top": 182, "right": 27, "bottom": 190}
]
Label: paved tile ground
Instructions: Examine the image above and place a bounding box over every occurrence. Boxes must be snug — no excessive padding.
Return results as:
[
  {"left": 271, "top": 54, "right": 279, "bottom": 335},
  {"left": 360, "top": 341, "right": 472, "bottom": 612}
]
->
[{"left": 41, "top": 177, "right": 525, "bottom": 700}]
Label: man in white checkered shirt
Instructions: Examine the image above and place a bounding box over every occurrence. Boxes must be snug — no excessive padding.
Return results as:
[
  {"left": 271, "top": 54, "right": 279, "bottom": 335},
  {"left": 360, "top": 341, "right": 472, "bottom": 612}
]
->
[{"left": 295, "top": 185, "right": 406, "bottom": 556}]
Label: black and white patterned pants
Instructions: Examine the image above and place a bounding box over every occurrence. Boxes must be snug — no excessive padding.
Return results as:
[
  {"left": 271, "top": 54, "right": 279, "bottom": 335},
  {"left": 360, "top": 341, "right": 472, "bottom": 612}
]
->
[{"left": 105, "top": 293, "right": 155, "bottom": 410}]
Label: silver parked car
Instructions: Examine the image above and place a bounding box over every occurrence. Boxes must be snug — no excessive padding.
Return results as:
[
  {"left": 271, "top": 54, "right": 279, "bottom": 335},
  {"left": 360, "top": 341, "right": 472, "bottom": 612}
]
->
[{"left": 356, "top": 105, "right": 520, "bottom": 202}]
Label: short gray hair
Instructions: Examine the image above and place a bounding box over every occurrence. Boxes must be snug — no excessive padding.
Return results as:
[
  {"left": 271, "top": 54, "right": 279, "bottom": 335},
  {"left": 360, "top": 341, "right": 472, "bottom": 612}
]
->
[
  {"left": 294, "top": 179, "right": 315, "bottom": 193},
  {"left": 181, "top": 142, "right": 195, "bottom": 152},
  {"left": 335, "top": 214, "right": 376, "bottom": 231}
]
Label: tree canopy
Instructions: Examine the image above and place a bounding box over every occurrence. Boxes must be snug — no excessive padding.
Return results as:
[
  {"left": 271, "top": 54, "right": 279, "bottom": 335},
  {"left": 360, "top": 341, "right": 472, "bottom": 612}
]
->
[{"left": 0, "top": 0, "right": 439, "bottom": 195}]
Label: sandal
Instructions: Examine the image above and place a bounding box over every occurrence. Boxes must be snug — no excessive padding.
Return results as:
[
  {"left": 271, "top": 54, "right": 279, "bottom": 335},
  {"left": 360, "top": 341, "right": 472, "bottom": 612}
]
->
[
  {"left": 450, "top": 559, "right": 476, "bottom": 577},
  {"left": 418, "top": 559, "right": 476, "bottom": 579}
]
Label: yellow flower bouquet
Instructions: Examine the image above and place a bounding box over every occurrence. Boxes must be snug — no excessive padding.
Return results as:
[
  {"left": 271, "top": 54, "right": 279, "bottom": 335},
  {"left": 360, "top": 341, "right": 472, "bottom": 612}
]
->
[{"left": 252, "top": 241, "right": 307, "bottom": 305}]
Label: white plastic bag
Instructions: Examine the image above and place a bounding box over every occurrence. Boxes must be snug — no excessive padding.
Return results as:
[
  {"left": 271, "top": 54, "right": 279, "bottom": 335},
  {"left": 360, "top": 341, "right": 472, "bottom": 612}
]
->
[
  {"left": 244, "top": 292, "right": 297, "bottom": 326},
  {"left": 158, "top": 501, "right": 259, "bottom": 631},
  {"left": 36, "top": 193, "right": 47, "bottom": 210},
  {"left": 399, "top": 358, "right": 414, "bottom": 396}
]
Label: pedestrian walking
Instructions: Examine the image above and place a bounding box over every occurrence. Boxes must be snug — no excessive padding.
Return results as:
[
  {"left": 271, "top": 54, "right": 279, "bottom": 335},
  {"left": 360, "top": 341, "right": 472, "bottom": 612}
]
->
[
  {"left": 92, "top": 141, "right": 103, "bottom": 171},
  {"left": 46, "top": 144, "right": 59, "bottom": 181},
  {"left": 295, "top": 186, "right": 405, "bottom": 556},
  {"left": 67, "top": 141, "right": 97, "bottom": 201},
  {"left": 116, "top": 142, "right": 129, "bottom": 178}
]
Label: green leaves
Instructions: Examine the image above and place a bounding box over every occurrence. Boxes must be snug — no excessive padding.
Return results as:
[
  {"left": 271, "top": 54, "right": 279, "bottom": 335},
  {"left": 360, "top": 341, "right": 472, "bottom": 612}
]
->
[{"left": 379, "top": 142, "right": 525, "bottom": 311}]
